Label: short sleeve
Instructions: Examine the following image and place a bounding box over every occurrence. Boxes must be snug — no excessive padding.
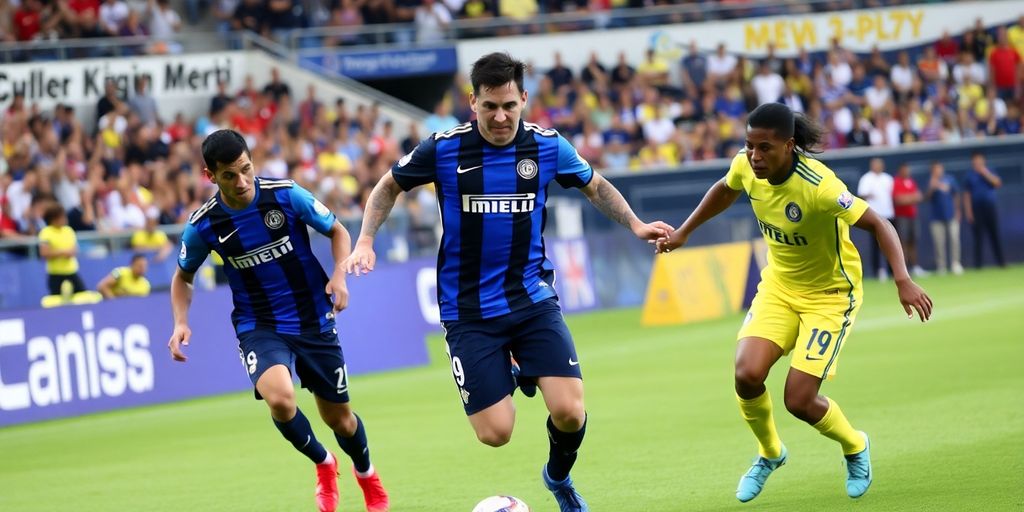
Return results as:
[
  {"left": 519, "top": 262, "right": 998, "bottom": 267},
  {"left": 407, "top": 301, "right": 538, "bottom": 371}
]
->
[
  {"left": 177, "top": 223, "right": 210, "bottom": 273},
  {"left": 289, "top": 183, "right": 336, "bottom": 236},
  {"left": 818, "top": 174, "right": 869, "bottom": 225},
  {"left": 38, "top": 227, "right": 55, "bottom": 245},
  {"left": 554, "top": 135, "right": 594, "bottom": 189},
  {"left": 723, "top": 152, "right": 748, "bottom": 191},
  {"left": 391, "top": 135, "right": 438, "bottom": 191},
  {"left": 110, "top": 267, "right": 124, "bottom": 279}
]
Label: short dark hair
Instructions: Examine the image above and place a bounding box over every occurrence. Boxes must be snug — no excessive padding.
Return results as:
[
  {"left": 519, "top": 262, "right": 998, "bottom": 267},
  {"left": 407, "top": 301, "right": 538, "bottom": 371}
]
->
[
  {"left": 130, "top": 253, "right": 147, "bottom": 263},
  {"left": 747, "top": 102, "right": 825, "bottom": 154},
  {"left": 470, "top": 52, "right": 525, "bottom": 95},
  {"left": 201, "top": 129, "right": 250, "bottom": 175},
  {"left": 42, "top": 203, "right": 66, "bottom": 225}
]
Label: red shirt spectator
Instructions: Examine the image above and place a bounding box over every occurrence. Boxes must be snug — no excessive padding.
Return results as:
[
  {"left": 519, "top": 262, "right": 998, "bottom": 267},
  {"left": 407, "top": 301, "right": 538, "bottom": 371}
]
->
[
  {"left": 893, "top": 174, "right": 920, "bottom": 218},
  {"left": 989, "top": 44, "right": 1021, "bottom": 90},
  {"left": 934, "top": 32, "right": 959, "bottom": 63},
  {"left": 13, "top": 2, "right": 41, "bottom": 41}
]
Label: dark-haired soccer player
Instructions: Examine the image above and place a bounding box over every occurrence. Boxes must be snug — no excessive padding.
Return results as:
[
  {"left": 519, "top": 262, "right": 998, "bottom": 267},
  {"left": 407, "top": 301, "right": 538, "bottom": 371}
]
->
[
  {"left": 168, "top": 129, "right": 389, "bottom": 512},
  {"left": 343, "top": 52, "right": 672, "bottom": 512},
  {"left": 656, "top": 103, "right": 933, "bottom": 502}
]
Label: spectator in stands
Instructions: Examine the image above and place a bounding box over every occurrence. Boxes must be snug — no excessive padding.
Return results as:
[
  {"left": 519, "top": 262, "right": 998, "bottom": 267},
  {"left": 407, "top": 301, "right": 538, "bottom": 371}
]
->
[
  {"left": 263, "top": 68, "right": 292, "bottom": 103},
  {"left": 680, "top": 40, "right": 707, "bottom": 95},
  {"left": 707, "top": 42, "right": 737, "bottom": 89},
  {"left": 609, "top": 51, "right": 635, "bottom": 91},
  {"left": 414, "top": 0, "right": 451, "bottom": 43},
  {"left": 579, "top": 51, "right": 607, "bottom": 88},
  {"left": 39, "top": 203, "right": 86, "bottom": 297},
  {"left": 751, "top": 59, "right": 784, "bottom": 106},
  {"left": 963, "top": 152, "right": 1005, "bottom": 268},
  {"left": 98, "top": 0, "right": 129, "bottom": 36},
  {"left": 926, "top": 161, "right": 962, "bottom": 275},
  {"left": 96, "top": 78, "right": 123, "bottom": 128},
  {"left": 131, "top": 208, "right": 172, "bottom": 261},
  {"left": 858, "top": 158, "right": 895, "bottom": 281},
  {"left": 988, "top": 27, "right": 1021, "bottom": 101},
  {"left": 233, "top": 0, "right": 266, "bottom": 36},
  {"left": 951, "top": 50, "right": 987, "bottom": 87},
  {"left": 892, "top": 162, "right": 927, "bottom": 276},
  {"left": 64, "top": 0, "right": 103, "bottom": 38},
  {"left": 965, "top": 18, "right": 994, "bottom": 62},
  {"left": 546, "top": 51, "right": 575, "bottom": 91},
  {"left": 97, "top": 253, "right": 152, "bottom": 298},
  {"left": 1009, "top": 14, "right": 1024, "bottom": 58},
  {"left": 934, "top": 29, "right": 959, "bottom": 64},
  {"left": 424, "top": 96, "right": 459, "bottom": 134},
  {"left": 637, "top": 48, "right": 670, "bottom": 89},
  {"left": 129, "top": 75, "right": 160, "bottom": 126},
  {"left": 266, "top": 0, "right": 305, "bottom": 41},
  {"left": 146, "top": 0, "right": 182, "bottom": 52},
  {"left": 0, "top": 0, "right": 15, "bottom": 42}
]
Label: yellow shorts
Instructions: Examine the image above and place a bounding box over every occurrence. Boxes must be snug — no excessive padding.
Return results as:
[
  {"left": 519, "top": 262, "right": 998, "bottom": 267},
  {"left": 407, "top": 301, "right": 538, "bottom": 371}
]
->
[{"left": 738, "top": 279, "right": 862, "bottom": 380}]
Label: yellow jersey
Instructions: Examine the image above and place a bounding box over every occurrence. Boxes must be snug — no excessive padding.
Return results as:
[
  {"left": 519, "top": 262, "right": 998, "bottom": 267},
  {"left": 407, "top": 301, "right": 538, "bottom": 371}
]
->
[
  {"left": 724, "top": 151, "right": 869, "bottom": 293},
  {"left": 108, "top": 266, "right": 152, "bottom": 297},
  {"left": 130, "top": 229, "right": 169, "bottom": 252},
  {"left": 38, "top": 225, "right": 79, "bottom": 275}
]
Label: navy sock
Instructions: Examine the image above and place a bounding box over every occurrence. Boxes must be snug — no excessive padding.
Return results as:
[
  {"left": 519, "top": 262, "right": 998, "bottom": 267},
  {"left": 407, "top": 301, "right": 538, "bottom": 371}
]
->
[
  {"left": 273, "top": 409, "right": 328, "bottom": 464},
  {"left": 546, "top": 414, "right": 587, "bottom": 482},
  {"left": 335, "top": 414, "right": 371, "bottom": 473}
]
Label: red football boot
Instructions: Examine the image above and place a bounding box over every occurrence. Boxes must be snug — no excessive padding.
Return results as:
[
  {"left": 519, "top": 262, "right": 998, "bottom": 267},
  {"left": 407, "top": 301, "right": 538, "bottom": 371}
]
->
[
  {"left": 354, "top": 467, "right": 390, "bottom": 512},
  {"left": 315, "top": 453, "right": 340, "bottom": 512}
]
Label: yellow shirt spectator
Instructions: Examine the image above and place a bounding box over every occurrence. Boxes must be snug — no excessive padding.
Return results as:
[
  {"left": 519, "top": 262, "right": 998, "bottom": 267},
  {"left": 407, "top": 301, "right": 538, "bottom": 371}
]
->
[
  {"left": 39, "top": 225, "right": 79, "bottom": 275},
  {"left": 98, "top": 256, "right": 151, "bottom": 299},
  {"left": 1008, "top": 22, "right": 1024, "bottom": 59},
  {"left": 131, "top": 229, "right": 169, "bottom": 252},
  {"left": 499, "top": 0, "right": 537, "bottom": 20}
]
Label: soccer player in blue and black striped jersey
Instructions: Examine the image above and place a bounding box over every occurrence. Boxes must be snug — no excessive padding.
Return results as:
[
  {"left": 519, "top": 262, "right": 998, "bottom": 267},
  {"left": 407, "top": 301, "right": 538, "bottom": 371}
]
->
[
  {"left": 343, "top": 53, "right": 673, "bottom": 512},
  {"left": 168, "top": 130, "right": 390, "bottom": 512}
]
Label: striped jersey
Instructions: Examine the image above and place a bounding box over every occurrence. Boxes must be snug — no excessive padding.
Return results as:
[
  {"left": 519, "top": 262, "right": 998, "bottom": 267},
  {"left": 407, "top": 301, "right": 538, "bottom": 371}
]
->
[
  {"left": 178, "top": 177, "right": 338, "bottom": 335},
  {"left": 392, "top": 120, "right": 593, "bottom": 321},
  {"left": 724, "top": 150, "right": 869, "bottom": 293}
]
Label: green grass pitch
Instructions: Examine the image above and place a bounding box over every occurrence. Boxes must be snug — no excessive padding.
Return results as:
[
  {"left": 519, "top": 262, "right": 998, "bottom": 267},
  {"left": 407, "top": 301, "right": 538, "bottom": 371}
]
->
[{"left": 2, "top": 266, "right": 1023, "bottom": 511}]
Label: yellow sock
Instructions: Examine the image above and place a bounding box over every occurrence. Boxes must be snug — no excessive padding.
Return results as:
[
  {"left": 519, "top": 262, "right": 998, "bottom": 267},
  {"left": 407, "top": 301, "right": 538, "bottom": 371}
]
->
[
  {"left": 813, "top": 397, "right": 866, "bottom": 455},
  {"left": 737, "top": 391, "right": 784, "bottom": 459}
]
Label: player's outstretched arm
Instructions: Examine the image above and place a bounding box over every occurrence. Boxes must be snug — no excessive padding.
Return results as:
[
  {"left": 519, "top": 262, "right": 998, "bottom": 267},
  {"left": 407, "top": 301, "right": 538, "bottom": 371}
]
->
[
  {"left": 168, "top": 267, "right": 195, "bottom": 362},
  {"left": 343, "top": 171, "right": 404, "bottom": 276},
  {"left": 326, "top": 222, "right": 352, "bottom": 314},
  {"left": 854, "top": 208, "right": 933, "bottom": 322},
  {"left": 580, "top": 172, "right": 674, "bottom": 242},
  {"left": 656, "top": 178, "right": 740, "bottom": 253}
]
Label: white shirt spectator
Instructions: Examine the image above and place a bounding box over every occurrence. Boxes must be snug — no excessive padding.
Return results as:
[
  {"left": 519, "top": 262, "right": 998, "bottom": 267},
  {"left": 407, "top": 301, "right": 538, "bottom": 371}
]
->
[
  {"left": 707, "top": 53, "right": 737, "bottom": 79},
  {"left": 952, "top": 61, "right": 987, "bottom": 86},
  {"left": 5, "top": 180, "right": 33, "bottom": 228},
  {"left": 857, "top": 171, "right": 895, "bottom": 218},
  {"left": 864, "top": 85, "right": 891, "bottom": 111},
  {"left": 868, "top": 118, "right": 902, "bottom": 148},
  {"left": 104, "top": 189, "right": 147, "bottom": 230},
  {"left": 890, "top": 64, "right": 914, "bottom": 92},
  {"left": 415, "top": 1, "right": 451, "bottom": 43},
  {"left": 99, "top": 0, "right": 129, "bottom": 34},
  {"left": 147, "top": 0, "right": 181, "bottom": 39},
  {"left": 642, "top": 117, "right": 675, "bottom": 145},
  {"left": 825, "top": 61, "right": 852, "bottom": 87},
  {"left": 751, "top": 72, "right": 785, "bottom": 105}
]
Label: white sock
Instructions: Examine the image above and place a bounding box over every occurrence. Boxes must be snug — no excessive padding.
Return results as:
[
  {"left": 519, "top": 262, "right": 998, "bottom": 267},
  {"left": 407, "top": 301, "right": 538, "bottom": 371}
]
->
[
  {"left": 318, "top": 452, "right": 334, "bottom": 466},
  {"left": 356, "top": 464, "right": 375, "bottom": 478}
]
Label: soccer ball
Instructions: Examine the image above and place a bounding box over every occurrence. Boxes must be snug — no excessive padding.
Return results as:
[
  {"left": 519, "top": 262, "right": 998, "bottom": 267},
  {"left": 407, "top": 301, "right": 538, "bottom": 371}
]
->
[{"left": 472, "top": 495, "right": 530, "bottom": 512}]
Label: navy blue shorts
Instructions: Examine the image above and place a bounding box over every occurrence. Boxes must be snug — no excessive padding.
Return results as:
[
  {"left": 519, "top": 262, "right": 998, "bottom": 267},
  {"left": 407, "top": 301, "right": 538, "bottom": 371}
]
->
[
  {"left": 441, "top": 298, "right": 582, "bottom": 415},
  {"left": 236, "top": 327, "right": 350, "bottom": 403}
]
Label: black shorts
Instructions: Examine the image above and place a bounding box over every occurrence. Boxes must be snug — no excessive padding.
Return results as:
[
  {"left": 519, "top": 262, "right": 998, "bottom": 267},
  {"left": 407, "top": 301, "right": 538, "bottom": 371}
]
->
[
  {"left": 47, "top": 273, "right": 86, "bottom": 296},
  {"left": 441, "top": 298, "right": 582, "bottom": 415},
  {"left": 894, "top": 216, "right": 919, "bottom": 244},
  {"left": 237, "top": 327, "right": 350, "bottom": 403}
]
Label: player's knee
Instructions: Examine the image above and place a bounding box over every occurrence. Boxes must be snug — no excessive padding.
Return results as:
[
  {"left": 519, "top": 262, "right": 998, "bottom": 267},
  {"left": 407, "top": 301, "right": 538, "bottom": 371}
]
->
[
  {"left": 783, "top": 391, "right": 813, "bottom": 419},
  {"left": 549, "top": 402, "right": 586, "bottom": 432},
  {"left": 324, "top": 410, "right": 358, "bottom": 436},
  {"left": 734, "top": 365, "right": 767, "bottom": 391},
  {"left": 263, "top": 390, "right": 296, "bottom": 417},
  {"left": 475, "top": 426, "right": 513, "bottom": 447}
]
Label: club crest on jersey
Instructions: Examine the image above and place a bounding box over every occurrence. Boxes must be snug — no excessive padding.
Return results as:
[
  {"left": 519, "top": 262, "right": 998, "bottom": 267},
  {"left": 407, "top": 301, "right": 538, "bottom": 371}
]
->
[
  {"left": 264, "top": 209, "right": 285, "bottom": 229},
  {"left": 313, "top": 199, "right": 331, "bottom": 217},
  {"left": 785, "top": 202, "right": 802, "bottom": 222},
  {"left": 837, "top": 191, "right": 854, "bottom": 210},
  {"left": 516, "top": 158, "right": 538, "bottom": 179}
]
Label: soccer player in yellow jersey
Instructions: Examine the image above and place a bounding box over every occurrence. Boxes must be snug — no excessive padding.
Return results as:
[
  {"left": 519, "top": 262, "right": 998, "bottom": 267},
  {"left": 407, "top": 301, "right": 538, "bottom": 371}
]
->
[{"left": 656, "top": 103, "right": 933, "bottom": 502}]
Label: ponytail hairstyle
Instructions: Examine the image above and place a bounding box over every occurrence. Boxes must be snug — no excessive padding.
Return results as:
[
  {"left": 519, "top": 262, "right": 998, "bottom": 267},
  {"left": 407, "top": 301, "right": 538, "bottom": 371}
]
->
[{"left": 747, "top": 103, "right": 826, "bottom": 154}]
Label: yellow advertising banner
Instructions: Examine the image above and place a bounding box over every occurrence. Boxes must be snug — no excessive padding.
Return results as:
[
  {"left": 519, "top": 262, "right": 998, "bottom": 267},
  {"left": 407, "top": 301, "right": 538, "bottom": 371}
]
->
[{"left": 641, "top": 241, "right": 753, "bottom": 326}]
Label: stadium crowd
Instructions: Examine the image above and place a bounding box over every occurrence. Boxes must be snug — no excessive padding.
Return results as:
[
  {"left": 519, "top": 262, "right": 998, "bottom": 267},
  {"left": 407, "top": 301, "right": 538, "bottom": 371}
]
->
[{"left": 0, "top": 15, "right": 1022, "bottom": 261}]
